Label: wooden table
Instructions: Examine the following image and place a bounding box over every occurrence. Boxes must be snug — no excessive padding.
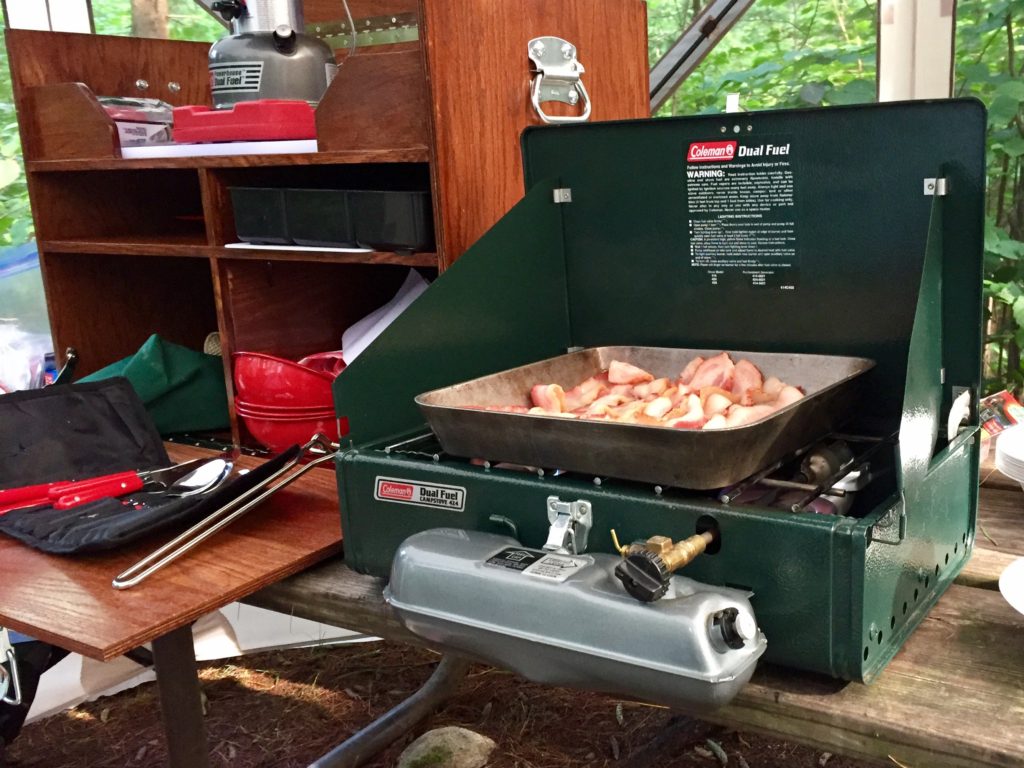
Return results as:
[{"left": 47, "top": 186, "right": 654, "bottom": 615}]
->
[
  {"left": 248, "top": 462, "right": 1024, "bottom": 768},
  {"left": 0, "top": 445, "right": 342, "bottom": 767}
]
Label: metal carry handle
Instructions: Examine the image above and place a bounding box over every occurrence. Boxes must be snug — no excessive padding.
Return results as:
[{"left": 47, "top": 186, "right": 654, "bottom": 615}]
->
[
  {"left": 528, "top": 36, "right": 592, "bottom": 125},
  {"left": 112, "top": 435, "right": 339, "bottom": 590}
]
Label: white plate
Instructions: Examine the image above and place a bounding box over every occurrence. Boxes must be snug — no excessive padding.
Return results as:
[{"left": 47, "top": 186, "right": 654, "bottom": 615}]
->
[{"left": 999, "top": 557, "right": 1024, "bottom": 616}]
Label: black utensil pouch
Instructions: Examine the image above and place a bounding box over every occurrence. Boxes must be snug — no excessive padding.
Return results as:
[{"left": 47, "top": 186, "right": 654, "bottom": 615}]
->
[
  {"left": 0, "top": 377, "right": 169, "bottom": 489},
  {"left": 0, "top": 449, "right": 297, "bottom": 554}
]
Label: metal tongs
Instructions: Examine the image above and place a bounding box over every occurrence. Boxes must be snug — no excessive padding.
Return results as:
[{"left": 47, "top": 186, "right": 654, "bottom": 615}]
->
[{"left": 112, "top": 434, "right": 340, "bottom": 590}]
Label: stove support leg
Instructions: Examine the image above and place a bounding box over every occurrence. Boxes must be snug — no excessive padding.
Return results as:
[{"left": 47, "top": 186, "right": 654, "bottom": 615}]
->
[{"left": 307, "top": 654, "right": 471, "bottom": 768}]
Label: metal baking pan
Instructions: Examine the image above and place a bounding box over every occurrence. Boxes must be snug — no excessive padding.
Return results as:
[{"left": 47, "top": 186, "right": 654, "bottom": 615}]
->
[{"left": 415, "top": 346, "right": 875, "bottom": 489}]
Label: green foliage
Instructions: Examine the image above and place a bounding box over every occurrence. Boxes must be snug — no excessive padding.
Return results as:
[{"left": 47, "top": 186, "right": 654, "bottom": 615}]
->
[
  {"left": 0, "top": 13, "right": 31, "bottom": 248},
  {"left": 648, "top": 0, "right": 876, "bottom": 115},
  {"left": 92, "top": 0, "right": 223, "bottom": 41},
  {"left": 650, "top": 0, "right": 1024, "bottom": 392},
  {"left": 952, "top": 0, "right": 1024, "bottom": 392}
]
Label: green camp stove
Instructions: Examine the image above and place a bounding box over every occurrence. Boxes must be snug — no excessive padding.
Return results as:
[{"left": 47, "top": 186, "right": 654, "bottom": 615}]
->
[{"left": 333, "top": 100, "right": 986, "bottom": 695}]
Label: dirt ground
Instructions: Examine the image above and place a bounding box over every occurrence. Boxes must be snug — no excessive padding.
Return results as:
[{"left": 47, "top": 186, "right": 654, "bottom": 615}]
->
[{"left": 5, "top": 642, "right": 888, "bottom": 768}]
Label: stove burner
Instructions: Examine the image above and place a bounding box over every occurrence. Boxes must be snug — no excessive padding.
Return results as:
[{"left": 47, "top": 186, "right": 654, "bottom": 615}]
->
[{"left": 720, "top": 432, "right": 895, "bottom": 514}]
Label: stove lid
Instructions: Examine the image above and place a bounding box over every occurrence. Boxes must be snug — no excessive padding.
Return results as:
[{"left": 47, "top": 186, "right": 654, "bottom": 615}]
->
[{"left": 520, "top": 98, "right": 986, "bottom": 425}]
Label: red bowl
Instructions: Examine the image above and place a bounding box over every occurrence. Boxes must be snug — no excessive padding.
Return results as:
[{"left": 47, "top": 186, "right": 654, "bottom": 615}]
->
[
  {"left": 235, "top": 406, "right": 336, "bottom": 422},
  {"left": 235, "top": 398, "right": 336, "bottom": 417},
  {"left": 237, "top": 411, "right": 349, "bottom": 453},
  {"left": 233, "top": 352, "right": 335, "bottom": 408}
]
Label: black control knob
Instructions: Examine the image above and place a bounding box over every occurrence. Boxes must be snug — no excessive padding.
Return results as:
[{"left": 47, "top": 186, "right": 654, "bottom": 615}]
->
[
  {"left": 211, "top": 0, "right": 245, "bottom": 22},
  {"left": 614, "top": 551, "right": 671, "bottom": 603},
  {"left": 273, "top": 25, "right": 297, "bottom": 54}
]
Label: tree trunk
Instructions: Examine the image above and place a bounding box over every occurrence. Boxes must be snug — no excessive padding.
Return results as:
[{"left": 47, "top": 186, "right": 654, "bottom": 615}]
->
[{"left": 131, "top": 0, "right": 169, "bottom": 39}]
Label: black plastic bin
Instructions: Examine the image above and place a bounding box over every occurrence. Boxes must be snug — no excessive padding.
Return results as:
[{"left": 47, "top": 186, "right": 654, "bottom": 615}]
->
[
  {"left": 348, "top": 190, "right": 435, "bottom": 253},
  {"left": 286, "top": 189, "right": 356, "bottom": 247},
  {"left": 229, "top": 187, "right": 289, "bottom": 245}
]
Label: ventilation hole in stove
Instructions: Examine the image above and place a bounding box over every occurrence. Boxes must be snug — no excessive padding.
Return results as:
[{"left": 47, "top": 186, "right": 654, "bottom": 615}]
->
[
  {"left": 914, "top": 588, "right": 919, "bottom": 601},
  {"left": 877, "top": 631, "right": 884, "bottom": 645},
  {"left": 945, "top": 552, "right": 950, "bottom": 565},
  {"left": 696, "top": 515, "right": 721, "bottom": 555},
  {"left": 954, "top": 542, "right": 959, "bottom": 554},
  {"left": 902, "top": 601, "right": 908, "bottom": 615},
  {"left": 863, "top": 646, "right": 869, "bottom": 661},
  {"left": 925, "top": 575, "right": 930, "bottom": 588},
  {"left": 890, "top": 616, "right": 896, "bottom": 630},
  {"left": 962, "top": 532, "right": 968, "bottom": 545},
  {"left": 935, "top": 564, "right": 941, "bottom": 576}
]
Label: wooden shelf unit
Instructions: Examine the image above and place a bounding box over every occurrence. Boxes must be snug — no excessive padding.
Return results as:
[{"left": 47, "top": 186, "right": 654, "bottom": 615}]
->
[{"left": 6, "top": 0, "right": 649, "bottom": 448}]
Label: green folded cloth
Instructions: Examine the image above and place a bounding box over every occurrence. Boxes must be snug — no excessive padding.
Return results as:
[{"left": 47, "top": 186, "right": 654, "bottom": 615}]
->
[{"left": 80, "top": 334, "right": 229, "bottom": 436}]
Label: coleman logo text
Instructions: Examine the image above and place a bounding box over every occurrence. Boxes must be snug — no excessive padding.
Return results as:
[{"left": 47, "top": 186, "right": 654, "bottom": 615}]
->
[
  {"left": 687, "top": 141, "right": 737, "bottom": 162},
  {"left": 374, "top": 476, "right": 466, "bottom": 511},
  {"left": 378, "top": 481, "right": 414, "bottom": 501}
]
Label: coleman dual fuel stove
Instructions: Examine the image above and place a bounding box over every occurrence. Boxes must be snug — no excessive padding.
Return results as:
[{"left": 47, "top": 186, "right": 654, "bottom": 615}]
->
[{"left": 332, "top": 100, "right": 985, "bottom": 712}]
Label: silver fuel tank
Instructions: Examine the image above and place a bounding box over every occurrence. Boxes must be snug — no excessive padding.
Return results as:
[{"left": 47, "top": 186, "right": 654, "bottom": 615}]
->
[{"left": 385, "top": 529, "right": 766, "bottom": 712}]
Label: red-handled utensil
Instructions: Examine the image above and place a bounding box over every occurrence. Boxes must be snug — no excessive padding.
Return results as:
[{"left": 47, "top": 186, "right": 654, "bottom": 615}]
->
[
  {"left": 52, "top": 458, "right": 232, "bottom": 510},
  {"left": 0, "top": 482, "right": 62, "bottom": 507},
  {"left": 0, "top": 458, "right": 219, "bottom": 515},
  {"left": 51, "top": 475, "right": 145, "bottom": 509}
]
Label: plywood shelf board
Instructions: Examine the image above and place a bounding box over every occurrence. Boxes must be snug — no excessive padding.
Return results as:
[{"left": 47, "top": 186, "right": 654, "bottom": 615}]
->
[{"left": 27, "top": 147, "right": 431, "bottom": 173}]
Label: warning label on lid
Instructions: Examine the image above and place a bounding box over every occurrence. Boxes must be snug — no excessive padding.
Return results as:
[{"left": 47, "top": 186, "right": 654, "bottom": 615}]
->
[{"left": 684, "top": 135, "right": 799, "bottom": 290}]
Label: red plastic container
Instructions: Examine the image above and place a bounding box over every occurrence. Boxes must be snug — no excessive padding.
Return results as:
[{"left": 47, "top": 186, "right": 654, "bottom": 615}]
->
[
  {"left": 173, "top": 100, "right": 316, "bottom": 143},
  {"left": 233, "top": 352, "right": 335, "bottom": 408}
]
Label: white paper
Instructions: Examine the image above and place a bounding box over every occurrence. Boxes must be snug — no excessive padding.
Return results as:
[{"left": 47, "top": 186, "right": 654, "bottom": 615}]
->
[
  {"left": 342, "top": 269, "right": 430, "bottom": 363},
  {"left": 121, "top": 139, "right": 318, "bottom": 159},
  {"left": 1000, "top": 557, "right": 1024, "bottom": 616}
]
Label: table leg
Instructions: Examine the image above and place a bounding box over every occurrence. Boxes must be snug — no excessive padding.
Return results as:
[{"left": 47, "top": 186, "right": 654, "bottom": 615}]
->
[{"left": 152, "top": 625, "right": 210, "bottom": 768}]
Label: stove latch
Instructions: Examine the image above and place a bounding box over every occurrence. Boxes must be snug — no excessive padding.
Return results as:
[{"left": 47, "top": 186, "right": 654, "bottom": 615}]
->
[{"left": 544, "top": 496, "right": 593, "bottom": 554}]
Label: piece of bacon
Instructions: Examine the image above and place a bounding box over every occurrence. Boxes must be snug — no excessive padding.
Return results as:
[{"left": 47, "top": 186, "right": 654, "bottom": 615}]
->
[
  {"left": 703, "top": 392, "right": 734, "bottom": 417},
  {"left": 482, "top": 405, "right": 530, "bottom": 413},
  {"left": 609, "top": 400, "right": 648, "bottom": 424},
  {"left": 775, "top": 385, "right": 805, "bottom": 408},
  {"left": 724, "top": 404, "right": 777, "bottom": 428},
  {"left": 633, "top": 377, "right": 670, "bottom": 399},
  {"left": 678, "top": 356, "right": 705, "bottom": 385},
  {"left": 643, "top": 395, "right": 674, "bottom": 420},
  {"left": 666, "top": 394, "right": 705, "bottom": 429},
  {"left": 608, "top": 360, "right": 655, "bottom": 385},
  {"left": 528, "top": 406, "right": 577, "bottom": 418},
  {"left": 687, "top": 352, "right": 736, "bottom": 391},
  {"left": 702, "top": 413, "right": 728, "bottom": 430},
  {"left": 530, "top": 383, "right": 565, "bottom": 412},
  {"left": 583, "top": 392, "right": 628, "bottom": 418},
  {"left": 563, "top": 375, "right": 608, "bottom": 411},
  {"left": 732, "top": 359, "right": 765, "bottom": 405}
]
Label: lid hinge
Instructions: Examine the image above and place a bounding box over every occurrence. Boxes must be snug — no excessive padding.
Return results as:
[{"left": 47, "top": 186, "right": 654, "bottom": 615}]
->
[{"left": 923, "top": 178, "right": 948, "bottom": 196}]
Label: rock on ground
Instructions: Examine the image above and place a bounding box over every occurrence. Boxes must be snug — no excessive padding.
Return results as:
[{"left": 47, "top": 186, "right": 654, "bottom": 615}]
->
[{"left": 397, "top": 726, "right": 497, "bottom": 768}]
